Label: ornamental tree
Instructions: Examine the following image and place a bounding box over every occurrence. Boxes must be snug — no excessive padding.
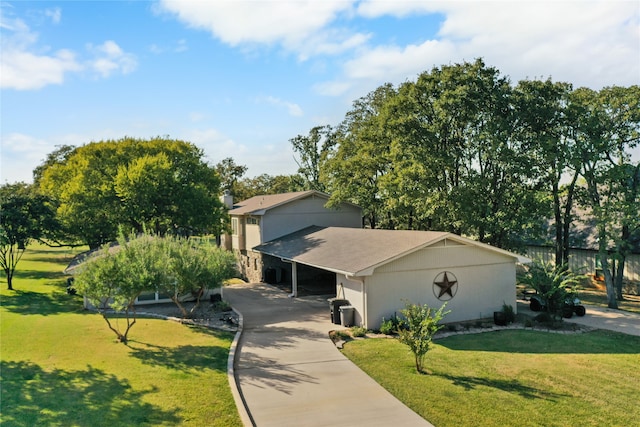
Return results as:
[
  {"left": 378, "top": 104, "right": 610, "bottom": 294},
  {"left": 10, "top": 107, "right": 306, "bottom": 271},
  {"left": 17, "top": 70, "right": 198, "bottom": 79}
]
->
[
  {"left": 397, "top": 302, "right": 449, "bottom": 374},
  {"left": 159, "top": 235, "right": 237, "bottom": 318},
  {"left": 74, "top": 232, "right": 238, "bottom": 343},
  {"left": 73, "top": 233, "right": 164, "bottom": 343}
]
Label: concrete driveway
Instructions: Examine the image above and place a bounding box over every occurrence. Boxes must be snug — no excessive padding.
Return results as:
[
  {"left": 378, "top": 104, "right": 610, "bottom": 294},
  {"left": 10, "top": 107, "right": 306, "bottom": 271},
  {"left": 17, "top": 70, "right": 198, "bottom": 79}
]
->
[
  {"left": 518, "top": 300, "right": 640, "bottom": 336},
  {"left": 223, "top": 282, "right": 432, "bottom": 427}
]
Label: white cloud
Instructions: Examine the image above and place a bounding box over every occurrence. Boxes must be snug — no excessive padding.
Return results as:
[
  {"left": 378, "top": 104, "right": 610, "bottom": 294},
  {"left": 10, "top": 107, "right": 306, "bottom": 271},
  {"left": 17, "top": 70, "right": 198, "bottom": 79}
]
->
[
  {"left": 0, "top": 133, "right": 55, "bottom": 183},
  {"left": 319, "top": 0, "right": 639, "bottom": 96},
  {"left": 87, "top": 40, "right": 137, "bottom": 78},
  {"left": 259, "top": 96, "right": 304, "bottom": 117},
  {"left": 156, "top": 0, "right": 367, "bottom": 58},
  {"left": 0, "top": 15, "right": 82, "bottom": 90},
  {"left": 45, "top": 7, "right": 62, "bottom": 24},
  {"left": 0, "top": 8, "right": 137, "bottom": 90},
  {"left": 149, "top": 38, "right": 188, "bottom": 54}
]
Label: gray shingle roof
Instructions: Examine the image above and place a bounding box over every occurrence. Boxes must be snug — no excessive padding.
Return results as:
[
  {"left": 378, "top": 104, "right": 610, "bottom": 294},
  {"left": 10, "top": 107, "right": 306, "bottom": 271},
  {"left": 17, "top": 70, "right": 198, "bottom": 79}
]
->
[
  {"left": 254, "top": 226, "right": 451, "bottom": 276},
  {"left": 229, "top": 190, "right": 327, "bottom": 215},
  {"left": 254, "top": 226, "right": 530, "bottom": 276}
]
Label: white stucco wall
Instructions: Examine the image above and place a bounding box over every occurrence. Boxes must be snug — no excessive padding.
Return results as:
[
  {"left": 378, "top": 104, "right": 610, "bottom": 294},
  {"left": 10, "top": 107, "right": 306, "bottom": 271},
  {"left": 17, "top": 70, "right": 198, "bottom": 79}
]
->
[
  {"left": 335, "top": 274, "right": 366, "bottom": 327},
  {"left": 261, "top": 196, "right": 361, "bottom": 243},
  {"left": 363, "top": 244, "right": 518, "bottom": 329},
  {"left": 245, "top": 223, "right": 261, "bottom": 250}
]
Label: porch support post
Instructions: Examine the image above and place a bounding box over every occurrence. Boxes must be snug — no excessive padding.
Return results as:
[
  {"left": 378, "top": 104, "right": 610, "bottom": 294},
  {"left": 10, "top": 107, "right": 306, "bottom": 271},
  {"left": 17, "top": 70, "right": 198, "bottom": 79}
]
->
[{"left": 290, "top": 261, "right": 298, "bottom": 298}]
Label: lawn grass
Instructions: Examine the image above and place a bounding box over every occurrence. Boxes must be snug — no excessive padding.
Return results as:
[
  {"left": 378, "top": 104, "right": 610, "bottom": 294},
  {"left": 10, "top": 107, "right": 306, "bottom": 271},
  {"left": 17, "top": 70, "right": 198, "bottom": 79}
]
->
[
  {"left": 1, "top": 244, "right": 241, "bottom": 427},
  {"left": 342, "top": 331, "right": 640, "bottom": 427}
]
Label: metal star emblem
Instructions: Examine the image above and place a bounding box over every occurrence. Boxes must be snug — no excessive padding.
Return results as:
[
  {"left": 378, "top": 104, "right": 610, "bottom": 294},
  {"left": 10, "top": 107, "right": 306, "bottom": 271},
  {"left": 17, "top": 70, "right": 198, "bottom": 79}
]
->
[{"left": 434, "top": 272, "right": 458, "bottom": 300}]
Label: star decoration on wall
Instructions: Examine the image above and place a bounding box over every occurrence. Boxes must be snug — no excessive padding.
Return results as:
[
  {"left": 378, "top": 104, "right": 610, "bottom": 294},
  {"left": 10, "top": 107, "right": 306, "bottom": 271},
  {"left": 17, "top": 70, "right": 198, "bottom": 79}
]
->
[{"left": 433, "top": 271, "right": 458, "bottom": 301}]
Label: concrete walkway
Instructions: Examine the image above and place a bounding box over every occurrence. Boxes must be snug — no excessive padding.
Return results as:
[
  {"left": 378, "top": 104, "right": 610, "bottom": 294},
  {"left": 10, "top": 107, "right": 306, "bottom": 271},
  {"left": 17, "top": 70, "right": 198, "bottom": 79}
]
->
[
  {"left": 518, "top": 300, "right": 640, "bottom": 336},
  {"left": 224, "top": 282, "right": 432, "bottom": 427}
]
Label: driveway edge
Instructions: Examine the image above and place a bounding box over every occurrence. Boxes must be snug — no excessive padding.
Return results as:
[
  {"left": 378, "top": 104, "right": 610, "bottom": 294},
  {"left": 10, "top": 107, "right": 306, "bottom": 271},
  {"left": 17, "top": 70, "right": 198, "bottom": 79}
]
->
[{"left": 227, "top": 307, "right": 255, "bottom": 427}]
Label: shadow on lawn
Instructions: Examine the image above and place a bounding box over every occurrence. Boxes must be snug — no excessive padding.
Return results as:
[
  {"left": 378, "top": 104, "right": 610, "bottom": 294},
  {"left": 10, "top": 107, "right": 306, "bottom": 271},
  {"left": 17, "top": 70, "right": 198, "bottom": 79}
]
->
[
  {"left": 0, "top": 360, "right": 181, "bottom": 427},
  {"left": 438, "top": 329, "right": 640, "bottom": 354},
  {"left": 126, "top": 341, "right": 229, "bottom": 372},
  {"left": 1, "top": 288, "right": 84, "bottom": 316},
  {"left": 434, "top": 372, "right": 568, "bottom": 401}
]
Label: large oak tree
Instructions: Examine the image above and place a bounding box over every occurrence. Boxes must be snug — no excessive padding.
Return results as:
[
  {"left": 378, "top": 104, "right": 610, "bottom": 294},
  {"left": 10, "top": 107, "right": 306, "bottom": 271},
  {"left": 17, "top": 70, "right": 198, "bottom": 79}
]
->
[{"left": 38, "top": 137, "right": 226, "bottom": 249}]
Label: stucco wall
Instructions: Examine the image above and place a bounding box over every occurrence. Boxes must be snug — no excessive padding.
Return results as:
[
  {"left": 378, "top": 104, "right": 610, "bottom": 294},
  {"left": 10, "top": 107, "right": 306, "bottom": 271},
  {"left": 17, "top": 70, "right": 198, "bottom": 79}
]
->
[
  {"left": 364, "top": 245, "right": 518, "bottom": 329},
  {"left": 245, "top": 223, "right": 261, "bottom": 250},
  {"left": 336, "top": 274, "right": 366, "bottom": 327},
  {"left": 261, "top": 196, "right": 361, "bottom": 243}
]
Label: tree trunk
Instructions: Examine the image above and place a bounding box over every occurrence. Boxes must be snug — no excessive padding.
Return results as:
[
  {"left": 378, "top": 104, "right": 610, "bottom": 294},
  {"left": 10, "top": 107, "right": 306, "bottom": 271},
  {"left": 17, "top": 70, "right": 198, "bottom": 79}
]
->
[
  {"left": 597, "top": 236, "right": 618, "bottom": 309},
  {"left": 614, "top": 255, "right": 626, "bottom": 300},
  {"left": 6, "top": 274, "right": 13, "bottom": 290},
  {"left": 560, "top": 171, "right": 579, "bottom": 267},
  {"left": 552, "top": 184, "right": 563, "bottom": 265}
]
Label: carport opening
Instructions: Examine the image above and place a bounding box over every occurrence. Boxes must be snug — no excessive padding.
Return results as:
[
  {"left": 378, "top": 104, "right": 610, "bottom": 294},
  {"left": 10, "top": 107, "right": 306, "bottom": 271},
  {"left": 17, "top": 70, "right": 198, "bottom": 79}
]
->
[{"left": 262, "top": 255, "right": 336, "bottom": 296}]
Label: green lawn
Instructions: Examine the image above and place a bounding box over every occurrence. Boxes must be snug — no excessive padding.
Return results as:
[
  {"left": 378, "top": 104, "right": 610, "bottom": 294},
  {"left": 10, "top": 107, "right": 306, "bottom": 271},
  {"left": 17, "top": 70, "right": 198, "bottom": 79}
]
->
[
  {"left": 342, "top": 331, "right": 640, "bottom": 427},
  {"left": 0, "top": 245, "right": 241, "bottom": 427}
]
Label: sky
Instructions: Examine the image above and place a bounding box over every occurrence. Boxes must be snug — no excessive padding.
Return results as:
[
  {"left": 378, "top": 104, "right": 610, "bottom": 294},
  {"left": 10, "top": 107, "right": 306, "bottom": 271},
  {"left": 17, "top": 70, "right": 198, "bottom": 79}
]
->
[{"left": 1, "top": 0, "right": 639, "bottom": 185}]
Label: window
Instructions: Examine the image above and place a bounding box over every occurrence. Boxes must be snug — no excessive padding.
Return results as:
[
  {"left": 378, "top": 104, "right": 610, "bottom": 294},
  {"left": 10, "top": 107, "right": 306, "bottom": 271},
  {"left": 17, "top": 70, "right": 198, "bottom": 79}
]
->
[
  {"left": 246, "top": 217, "right": 260, "bottom": 225},
  {"left": 231, "top": 218, "right": 239, "bottom": 235}
]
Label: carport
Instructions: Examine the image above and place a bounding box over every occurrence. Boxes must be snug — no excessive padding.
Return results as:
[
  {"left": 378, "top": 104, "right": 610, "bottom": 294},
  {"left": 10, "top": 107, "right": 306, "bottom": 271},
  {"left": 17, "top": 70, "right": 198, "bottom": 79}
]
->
[{"left": 254, "top": 225, "right": 529, "bottom": 329}]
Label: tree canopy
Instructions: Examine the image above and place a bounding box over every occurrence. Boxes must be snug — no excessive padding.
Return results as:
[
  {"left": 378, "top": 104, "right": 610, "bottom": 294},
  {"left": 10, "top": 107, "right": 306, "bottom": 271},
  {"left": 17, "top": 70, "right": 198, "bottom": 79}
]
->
[
  {"left": 0, "top": 183, "right": 58, "bottom": 290},
  {"left": 38, "top": 137, "right": 226, "bottom": 249},
  {"left": 74, "top": 232, "right": 237, "bottom": 343}
]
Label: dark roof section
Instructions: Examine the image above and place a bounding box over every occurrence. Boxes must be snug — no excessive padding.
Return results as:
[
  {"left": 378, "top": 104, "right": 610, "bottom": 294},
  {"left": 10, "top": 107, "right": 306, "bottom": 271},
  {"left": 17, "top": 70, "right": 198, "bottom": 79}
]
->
[
  {"left": 229, "top": 190, "right": 360, "bottom": 216},
  {"left": 230, "top": 191, "right": 325, "bottom": 215},
  {"left": 254, "top": 226, "right": 529, "bottom": 277}
]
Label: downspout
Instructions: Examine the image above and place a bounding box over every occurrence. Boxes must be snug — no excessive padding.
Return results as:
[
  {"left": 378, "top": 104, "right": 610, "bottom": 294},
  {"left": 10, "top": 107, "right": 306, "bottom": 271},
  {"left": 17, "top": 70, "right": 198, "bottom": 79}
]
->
[{"left": 347, "top": 275, "right": 366, "bottom": 328}]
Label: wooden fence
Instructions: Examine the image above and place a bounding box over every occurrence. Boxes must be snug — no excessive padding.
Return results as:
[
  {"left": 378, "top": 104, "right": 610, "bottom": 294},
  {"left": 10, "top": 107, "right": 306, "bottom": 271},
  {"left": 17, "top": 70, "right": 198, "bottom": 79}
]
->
[{"left": 525, "top": 246, "right": 640, "bottom": 283}]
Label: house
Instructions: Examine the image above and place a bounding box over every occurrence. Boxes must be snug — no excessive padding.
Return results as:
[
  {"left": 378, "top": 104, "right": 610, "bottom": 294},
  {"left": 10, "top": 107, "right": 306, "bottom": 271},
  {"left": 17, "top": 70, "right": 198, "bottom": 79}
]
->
[
  {"left": 254, "top": 226, "right": 530, "bottom": 329},
  {"left": 225, "top": 190, "right": 362, "bottom": 283}
]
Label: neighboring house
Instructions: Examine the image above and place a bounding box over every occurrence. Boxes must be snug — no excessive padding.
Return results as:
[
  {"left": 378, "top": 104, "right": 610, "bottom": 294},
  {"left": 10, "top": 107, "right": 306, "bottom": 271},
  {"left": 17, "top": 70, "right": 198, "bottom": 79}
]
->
[
  {"left": 525, "top": 208, "right": 640, "bottom": 283},
  {"left": 225, "top": 190, "right": 362, "bottom": 283},
  {"left": 255, "top": 226, "right": 529, "bottom": 329}
]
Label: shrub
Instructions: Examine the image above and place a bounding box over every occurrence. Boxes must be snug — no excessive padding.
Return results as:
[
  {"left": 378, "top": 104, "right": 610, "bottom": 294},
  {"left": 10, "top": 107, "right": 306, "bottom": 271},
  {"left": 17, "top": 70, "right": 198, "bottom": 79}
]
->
[
  {"left": 518, "top": 261, "right": 584, "bottom": 323},
  {"left": 380, "top": 314, "right": 404, "bottom": 335},
  {"left": 502, "top": 303, "right": 515, "bottom": 323},
  {"left": 351, "top": 326, "right": 367, "bottom": 337},
  {"left": 397, "top": 302, "right": 450, "bottom": 373}
]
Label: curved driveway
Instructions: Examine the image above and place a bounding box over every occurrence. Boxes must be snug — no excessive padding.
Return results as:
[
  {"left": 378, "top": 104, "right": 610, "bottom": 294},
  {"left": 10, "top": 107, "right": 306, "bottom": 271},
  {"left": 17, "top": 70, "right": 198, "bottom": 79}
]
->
[{"left": 224, "top": 282, "right": 432, "bottom": 427}]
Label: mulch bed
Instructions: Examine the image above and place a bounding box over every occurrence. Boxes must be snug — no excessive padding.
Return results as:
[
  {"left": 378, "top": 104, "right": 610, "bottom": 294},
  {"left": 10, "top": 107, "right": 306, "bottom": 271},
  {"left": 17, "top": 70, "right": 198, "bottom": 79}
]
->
[{"left": 135, "top": 301, "right": 239, "bottom": 333}]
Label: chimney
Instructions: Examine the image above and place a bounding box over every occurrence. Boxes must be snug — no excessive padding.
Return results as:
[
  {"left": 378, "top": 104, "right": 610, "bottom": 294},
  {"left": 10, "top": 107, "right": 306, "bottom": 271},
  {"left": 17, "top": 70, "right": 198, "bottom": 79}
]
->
[{"left": 220, "top": 190, "right": 233, "bottom": 209}]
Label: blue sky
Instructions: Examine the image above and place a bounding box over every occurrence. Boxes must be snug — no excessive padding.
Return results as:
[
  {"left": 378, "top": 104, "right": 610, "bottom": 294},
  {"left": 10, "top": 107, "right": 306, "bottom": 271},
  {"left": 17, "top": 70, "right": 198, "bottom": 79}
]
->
[{"left": 1, "top": 1, "right": 638, "bottom": 184}]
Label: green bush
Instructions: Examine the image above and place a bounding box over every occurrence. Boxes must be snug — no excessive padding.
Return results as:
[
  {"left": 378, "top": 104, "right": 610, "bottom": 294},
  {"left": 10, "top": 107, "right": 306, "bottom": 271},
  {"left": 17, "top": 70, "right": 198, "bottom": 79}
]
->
[
  {"left": 397, "top": 302, "right": 450, "bottom": 373},
  {"left": 502, "top": 303, "right": 515, "bottom": 323},
  {"left": 380, "top": 318, "right": 395, "bottom": 335},
  {"left": 379, "top": 313, "right": 405, "bottom": 335},
  {"left": 351, "top": 326, "right": 367, "bottom": 337}
]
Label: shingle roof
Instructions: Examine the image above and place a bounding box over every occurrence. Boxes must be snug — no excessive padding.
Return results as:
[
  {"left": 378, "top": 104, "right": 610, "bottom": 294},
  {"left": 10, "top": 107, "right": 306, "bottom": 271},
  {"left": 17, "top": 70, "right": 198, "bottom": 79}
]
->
[
  {"left": 254, "top": 226, "right": 530, "bottom": 276},
  {"left": 229, "top": 190, "right": 328, "bottom": 215},
  {"left": 255, "top": 226, "right": 441, "bottom": 276}
]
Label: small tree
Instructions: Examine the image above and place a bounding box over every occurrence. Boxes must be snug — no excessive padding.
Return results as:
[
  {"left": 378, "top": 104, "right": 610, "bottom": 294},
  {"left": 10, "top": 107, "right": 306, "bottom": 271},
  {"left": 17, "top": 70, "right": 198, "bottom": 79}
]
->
[
  {"left": 74, "top": 232, "right": 238, "bottom": 341},
  {"left": 160, "top": 236, "right": 237, "bottom": 318},
  {"left": 519, "top": 261, "right": 583, "bottom": 322},
  {"left": 0, "top": 183, "right": 58, "bottom": 290},
  {"left": 74, "top": 233, "right": 164, "bottom": 343},
  {"left": 397, "top": 302, "right": 449, "bottom": 374}
]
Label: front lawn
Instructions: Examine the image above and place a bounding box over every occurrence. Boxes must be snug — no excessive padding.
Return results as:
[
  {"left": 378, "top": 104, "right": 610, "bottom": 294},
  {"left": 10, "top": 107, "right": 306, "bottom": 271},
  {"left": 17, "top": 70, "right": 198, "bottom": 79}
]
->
[
  {"left": 341, "top": 330, "right": 640, "bottom": 427},
  {"left": 0, "top": 245, "right": 241, "bottom": 427}
]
